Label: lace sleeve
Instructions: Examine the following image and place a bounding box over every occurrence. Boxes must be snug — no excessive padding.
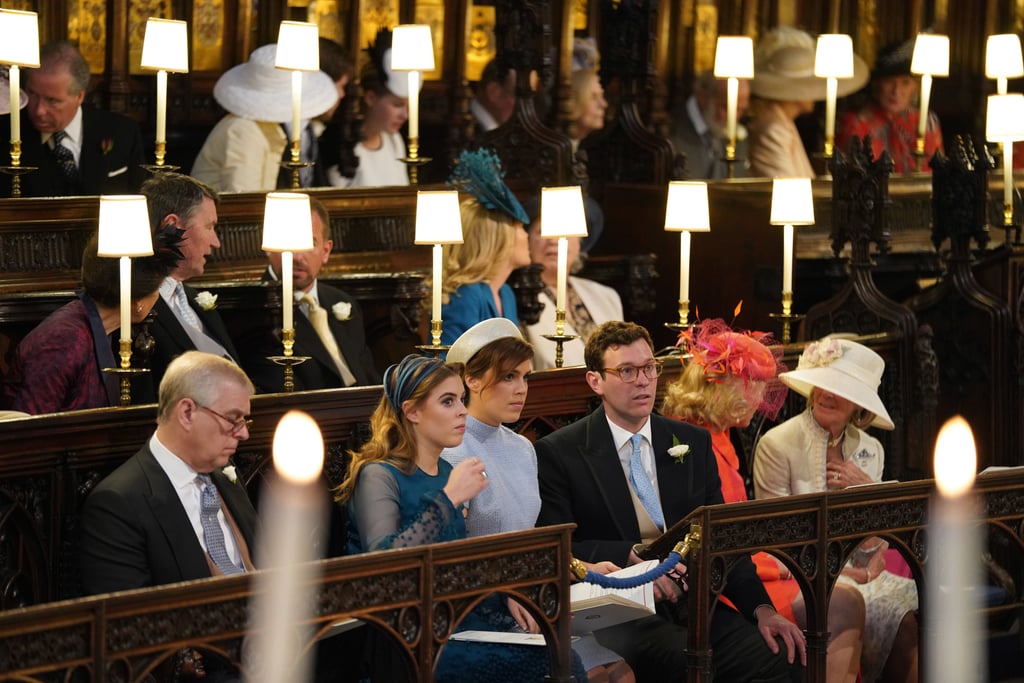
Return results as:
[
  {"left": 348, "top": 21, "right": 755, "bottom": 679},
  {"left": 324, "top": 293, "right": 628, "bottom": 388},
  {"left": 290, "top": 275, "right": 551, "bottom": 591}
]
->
[{"left": 352, "top": 464, "right": 461, "bottom": 551}]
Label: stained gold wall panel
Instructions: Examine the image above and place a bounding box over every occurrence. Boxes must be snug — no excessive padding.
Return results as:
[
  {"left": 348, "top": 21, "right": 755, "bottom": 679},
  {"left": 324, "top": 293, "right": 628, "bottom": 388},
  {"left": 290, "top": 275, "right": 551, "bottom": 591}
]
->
[
  {"left": 414, "top": 0, "right": 443, "bottom": 80},
  {"left": 466, "top": 4, "right": 495, "bottom": 82},
  {"left": 128, "top": 0, "right": 172, "bottom": 74},
  {"left": 358, "top": 0, "right": 399, "bottom": 49},
  {"left": 193, "top": 0, "right": 226, "bottom": 72},
  {"left": 67, "top": 0, "right": 106, "bottom": 73}
]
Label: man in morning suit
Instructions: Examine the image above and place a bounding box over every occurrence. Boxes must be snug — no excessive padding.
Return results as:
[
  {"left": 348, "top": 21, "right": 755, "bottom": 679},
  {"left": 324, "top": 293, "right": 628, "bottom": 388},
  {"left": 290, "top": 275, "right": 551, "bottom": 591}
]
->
[
  {"left": 78, "top": 352, "right": 256, "bottom": 594},
  {"left": 243, "top": 196, "right": 380, "bottom": 392},
  {"left": 0, "top": 41, "right": 146, "bottom": 197},
  {"left": 534, "top": 321, "right": 805, "bottom": 683},
  {"left": 142, "top": 172, "right": 240, "bottom": 389},
  {"left": 670, "top": 70, "right": 750, "bottom": 179}
]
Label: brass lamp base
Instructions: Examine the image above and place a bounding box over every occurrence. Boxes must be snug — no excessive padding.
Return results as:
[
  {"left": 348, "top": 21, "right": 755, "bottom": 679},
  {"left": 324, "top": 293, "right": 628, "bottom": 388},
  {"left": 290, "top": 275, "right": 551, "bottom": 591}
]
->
[
  {"left": 281, "top": 160, "right": 315, "bottom": 189},
  {"left": 0, "top": 164, "right": 37, "bottom": 198},
  {"left": 541, "top": 333, "right": 579, "bottom": 369},
  {"left": 268, "top": 355, "right": 310, "bottom": 393},
  {"left": 142, "top": 163, "right": 181, "bottom": 174},
  {"left": 102, "top": 366, "right": 150, "bottom": 407}
]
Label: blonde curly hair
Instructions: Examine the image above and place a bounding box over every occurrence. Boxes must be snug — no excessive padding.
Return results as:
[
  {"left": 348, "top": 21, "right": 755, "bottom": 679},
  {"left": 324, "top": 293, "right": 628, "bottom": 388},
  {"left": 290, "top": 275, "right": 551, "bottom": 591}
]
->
[{"left": 440, "top": 198, "right": 521, "bottom": 301}]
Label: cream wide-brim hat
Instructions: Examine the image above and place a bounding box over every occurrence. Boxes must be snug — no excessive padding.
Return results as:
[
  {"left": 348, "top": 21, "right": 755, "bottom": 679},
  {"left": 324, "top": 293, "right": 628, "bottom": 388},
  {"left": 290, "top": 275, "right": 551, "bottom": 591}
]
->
[
  {"left": 779, "top": 338, "right": 894, "bottom": 430},
  {"left": 446, "top": 318, "right": 524, "bottom": 365},
  {"left": 213, "top": 44, "right": 338, "bottom": 123},
  {"left": 750, "top": 43, "right": 869, "bottom": 102}
]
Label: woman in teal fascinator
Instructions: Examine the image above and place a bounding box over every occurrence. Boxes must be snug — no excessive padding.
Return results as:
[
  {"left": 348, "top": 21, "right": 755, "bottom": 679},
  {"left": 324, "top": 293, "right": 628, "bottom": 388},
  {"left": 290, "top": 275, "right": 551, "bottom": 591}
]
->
[{"left": 440, "top": 148, "right": 531, "bottom": 345}]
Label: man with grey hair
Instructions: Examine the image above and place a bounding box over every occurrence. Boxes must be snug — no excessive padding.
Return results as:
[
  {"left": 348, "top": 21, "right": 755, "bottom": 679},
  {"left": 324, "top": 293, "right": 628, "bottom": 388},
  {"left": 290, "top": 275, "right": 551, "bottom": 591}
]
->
[
  {"left": 670, "top": 69, "right": 750, "bottom": 179},
  {"left": 78, "top": 351, "right": 257, "bottom": 596},
  {"left": 0, "top": 41, "right": 145, "bottom": 197},
  {"left": 143, "top": 172, "right": 240, "bottom": 389}
]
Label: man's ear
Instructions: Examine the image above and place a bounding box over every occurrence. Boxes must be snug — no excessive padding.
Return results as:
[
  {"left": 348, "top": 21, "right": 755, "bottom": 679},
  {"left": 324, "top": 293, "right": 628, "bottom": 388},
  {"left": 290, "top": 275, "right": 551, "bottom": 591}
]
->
[
  {"left": 585, "top": 370, "right": 603, "bottom": 395},
  {"left": 176, "top": 397, "right": 197, "bottom": 431},
  {"left": 161, "top": 213, "right": 183, "bottom": 231}
]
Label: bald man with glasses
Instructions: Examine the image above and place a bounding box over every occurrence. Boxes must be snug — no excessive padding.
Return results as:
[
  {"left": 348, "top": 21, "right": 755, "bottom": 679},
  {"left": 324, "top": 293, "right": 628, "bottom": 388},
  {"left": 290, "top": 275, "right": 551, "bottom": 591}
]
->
[
  {"left": 78, "top": 351, "right": 257, "bottom": 596},
  {"left": 535, "top": 321, "right": 805, "bottom": 683}
]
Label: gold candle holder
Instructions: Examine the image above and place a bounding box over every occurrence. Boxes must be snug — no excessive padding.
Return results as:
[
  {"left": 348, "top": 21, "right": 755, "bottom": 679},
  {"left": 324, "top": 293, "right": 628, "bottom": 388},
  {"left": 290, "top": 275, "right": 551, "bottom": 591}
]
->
[
  {"left": 269, "top": 328, "right": 310, "bottom": 393},
  {"left": 1, "top": 141, "right": 37, "bottom": 198},
  {"left": 280, "top": 139, "right": 313, "bottom": 189},
  {"left": 541, "top": 310, "right": 578, "bottom": 369},
  {"left": 102, "top": 339, "right": 150, "bottom": 407},
  {"left": 415, "top": 319, "right": 450, "bottom": 357},
  {"left": 768, "top": 292, "right": 804, "bottom": 345},
  {"left": 401, "top": 136, "right": 432, "bottom": 185}
]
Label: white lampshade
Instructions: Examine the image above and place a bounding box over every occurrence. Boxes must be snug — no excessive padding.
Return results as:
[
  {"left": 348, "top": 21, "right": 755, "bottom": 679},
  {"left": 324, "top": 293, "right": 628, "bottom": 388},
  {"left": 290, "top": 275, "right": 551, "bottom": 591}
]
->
[
  {"left": 770, "top": 178, "right": 815, "bottom": 226},
  {"left": 262, "top": 192, "right": 314, "bottom": 252},
  {"left": 540, "top": 186, "right": 589, "bottom": 238},
  {"left": 986, "top": 94, "right": 1024, "bottom": 142},
  {"left": 664, "top": 181, "right": 711, "bottom": 232},
  {"left": 985, "top": 34, "right": 1024, "bottom": 79},
  {"left": 141, "top": 18, "right": 189, "bottom": 73},
  {"left": 97, "top": 195, "right": 154, "bottom": 257},
  {"left": 391, "top": 24, "right": 435, "bottom": 72},
  {"left": 814, "top": 34, "right": 855, "bottom": 78},
  {"left": 713, "top": 36, "right": 754, "bottom": 79},
  {"left": 911, "top": 34, "right": 950, "bottom": 77},
  {"left": 414, "top": 191, "right": 463, "bottom": 244},
  {"left": 275, "top": 21, "right": 320, "bottom": 71},
  {"left": 0, "top": 9, "right": 40, "bottom": 67}
]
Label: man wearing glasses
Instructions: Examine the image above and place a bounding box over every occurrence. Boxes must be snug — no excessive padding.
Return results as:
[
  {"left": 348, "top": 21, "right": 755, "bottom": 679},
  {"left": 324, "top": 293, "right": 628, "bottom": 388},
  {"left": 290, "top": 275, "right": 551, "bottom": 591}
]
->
[
  {"left": 535, "top": 321, "right": 805, "bottom": 683},
  {"left": 78, "top": 351, "right": 257, "bottom": 596}
]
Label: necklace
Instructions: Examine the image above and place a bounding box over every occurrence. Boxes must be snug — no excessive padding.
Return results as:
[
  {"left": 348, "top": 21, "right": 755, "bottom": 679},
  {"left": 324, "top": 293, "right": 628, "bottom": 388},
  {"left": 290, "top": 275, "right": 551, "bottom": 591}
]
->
[{"left": 828, "top": 432, "right": 845, "bottom": 449}]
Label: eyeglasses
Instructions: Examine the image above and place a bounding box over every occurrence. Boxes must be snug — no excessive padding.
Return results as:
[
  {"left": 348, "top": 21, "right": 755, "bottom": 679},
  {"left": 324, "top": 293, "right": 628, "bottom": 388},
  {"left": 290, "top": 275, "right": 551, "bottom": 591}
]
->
[
  {"left": 602, "top": 361, "right": 664, "bottom": 383},
  {"left": 198, "top": 404, "right": 253, "bottom": 435}
]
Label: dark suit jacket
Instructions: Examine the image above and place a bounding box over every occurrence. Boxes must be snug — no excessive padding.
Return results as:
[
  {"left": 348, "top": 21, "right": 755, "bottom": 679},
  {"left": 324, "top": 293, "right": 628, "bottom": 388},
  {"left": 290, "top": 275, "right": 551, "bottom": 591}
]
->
[
  {"left": 147, "top": 284, "right": 241, "bottom": 390},
  {"left": 0, "top": 105, "right": 146, "bottom": 197},
  {"left": 535, "top": 406, "right": 770, "bottom": 620},
  {"left": 242, "top": 276, "right": 380, "bottom": 393},
  {"left": 77, "top": 443, "right": 257, "bottom": 595},
  {"left": 669, "top": 100, "right": 748, "bottom": 180}
]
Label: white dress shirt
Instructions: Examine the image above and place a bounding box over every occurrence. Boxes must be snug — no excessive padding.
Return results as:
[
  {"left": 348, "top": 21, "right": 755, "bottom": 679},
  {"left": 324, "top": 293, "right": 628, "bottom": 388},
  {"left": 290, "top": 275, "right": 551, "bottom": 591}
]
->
[{"left": 607, "top": 416, "right": 663, "bottom": 512}]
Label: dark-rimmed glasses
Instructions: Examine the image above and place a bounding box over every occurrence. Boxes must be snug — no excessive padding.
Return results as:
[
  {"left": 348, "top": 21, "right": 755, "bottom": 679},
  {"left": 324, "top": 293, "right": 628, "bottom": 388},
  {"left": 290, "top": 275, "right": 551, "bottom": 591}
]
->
[
  {"left": 602, "top": 361, "right": 664, "bottom": 383},
  {"left": 198, "top": 404, "right": 253, "bottom": 435}
]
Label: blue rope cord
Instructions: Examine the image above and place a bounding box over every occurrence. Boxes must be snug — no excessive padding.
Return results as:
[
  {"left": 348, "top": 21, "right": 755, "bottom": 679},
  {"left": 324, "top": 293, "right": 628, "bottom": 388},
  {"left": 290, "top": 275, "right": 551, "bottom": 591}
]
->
[{"left": 578, "top": 552, "right": 682, "bottom": 589}]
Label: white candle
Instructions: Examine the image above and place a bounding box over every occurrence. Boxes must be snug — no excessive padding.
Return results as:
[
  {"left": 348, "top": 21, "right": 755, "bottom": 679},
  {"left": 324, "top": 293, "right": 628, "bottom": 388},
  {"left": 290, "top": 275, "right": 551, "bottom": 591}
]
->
[
  {"left": 432, "top": 243, "right": 442, "bottom": 323},
  {"left": 119, "top": 256, "right": 131, "bottom": 344},
  {"left": 679, "top": 230, "right": 691, "bottom": 302},
  {"left": 290, "top": 70, "right": 302, "bottom": 146},
  {"left": 9, "top": 64, "right": 20, "bottom": 143},
  {"left": 998, "top": 76, "right": 1008, "bottom": 96},
  {"left": 281, "top": 251, "right": 294, "bottom": 330},
  {"left": 556, "top": 237, "right": 569, "bottom": 313},
  {"left": 155, "top": 70, "right": 167, "bottom": 144},
  {"left": 247, "top": 410, "right": 326, "bottom": 683},
  {"left": 927, "top": 416, "right": 984, "bottom": 683},
  {"left": 782, "top": 223, "right": 794, "bottom": 294},
  {"left": 1004, "top": 145, "right": 1014, "bottom": 213},
  {"left": 408, "top": 71, "right": 421, "bottom": 139},
  {"left": 725, "top": 77, "right": 738, "bottom": 147},
  {"left": 918, "top": 74, "right": 933, "bottom": 140},
  {"left": 824, "top": 77, "right": 838, "bottom": 143}
]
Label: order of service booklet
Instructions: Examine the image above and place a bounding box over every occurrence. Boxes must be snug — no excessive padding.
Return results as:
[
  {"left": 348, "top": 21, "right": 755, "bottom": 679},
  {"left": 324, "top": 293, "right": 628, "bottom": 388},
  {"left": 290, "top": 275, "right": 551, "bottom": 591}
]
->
[{"left": 569, "top": 559, "right": 658, "bottom": 635}]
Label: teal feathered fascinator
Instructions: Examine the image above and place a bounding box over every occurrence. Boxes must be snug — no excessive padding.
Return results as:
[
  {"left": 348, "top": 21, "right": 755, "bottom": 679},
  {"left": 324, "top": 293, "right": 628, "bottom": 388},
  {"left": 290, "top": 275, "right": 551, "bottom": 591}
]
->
[{"left": 448, "top": 148, "right": 530, "bottom": 225}]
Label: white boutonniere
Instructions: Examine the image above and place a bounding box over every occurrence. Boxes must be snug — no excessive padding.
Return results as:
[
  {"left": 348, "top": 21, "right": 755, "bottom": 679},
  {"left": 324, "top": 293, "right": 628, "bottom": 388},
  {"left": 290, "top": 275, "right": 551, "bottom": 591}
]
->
[
  {"left": 222, "top": 465, "right": 238, "bottom": 484},
  {"left": 668, "top": 435, "right": 690, "bottom": 464},
  {"left": 332, "top": 301, "right": 352, "bottom": 321},
  {"left": 194, "top": 291, "right": 218, "bottom": 311}
]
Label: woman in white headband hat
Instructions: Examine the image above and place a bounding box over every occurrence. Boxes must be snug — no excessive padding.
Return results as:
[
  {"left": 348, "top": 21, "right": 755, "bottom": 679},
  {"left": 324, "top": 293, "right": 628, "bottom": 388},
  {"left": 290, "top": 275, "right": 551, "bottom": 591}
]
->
[{"left": 754, "top": 337, "right": 919, "bottom": 683}]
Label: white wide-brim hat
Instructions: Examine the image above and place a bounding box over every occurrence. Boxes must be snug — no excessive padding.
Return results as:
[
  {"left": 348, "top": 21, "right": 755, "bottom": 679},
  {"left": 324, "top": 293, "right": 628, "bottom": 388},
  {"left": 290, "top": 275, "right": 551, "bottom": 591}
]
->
[
  {"left": 779, "top": 337, "right": 894, "bottom": 430},
  {"left": 213, "top": 44, "right": 338, "bottom": 123},
  {"left": 751, "top": 40, "right": 869, "bottom": 102},
  {"left": 446, "top": 318, "right": 523, "bottom": 365}
]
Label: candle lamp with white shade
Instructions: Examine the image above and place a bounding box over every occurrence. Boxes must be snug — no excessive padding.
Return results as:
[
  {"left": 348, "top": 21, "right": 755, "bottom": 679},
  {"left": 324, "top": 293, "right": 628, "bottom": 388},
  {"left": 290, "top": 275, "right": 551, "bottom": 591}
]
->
[
  {"left": 0, "top": 8, "right": 40, "bottom": 197},
  {"left": 713, "top": 36, "right": 754, "bottom": 178},
  {"left": 769, "top": 178, "right": 814, "bottom": 343},
  {"left": 926, "top": 416, "right": 984, "bottom": 683},
  {"left": 985, "top": 34, "right": 1023, "bottom": 95},
  {"left": 910, "top": 34, "right": 949, "bottom": 172},
  {"left": 414, "top": 190, "right": 463, "bottom": 353},
  {"left": 98, "top": 195, "right": 154, "bottom": 406},
  {"left": 247, "top": 410, "right": 326, "bottom": 683},
  {"left": 275, "top": 21, "right": 320, "bottom": 189},
  {"left": 663, "top": 181, "right": 710, "bottom": 329},
  {"left": 140, "top": 18, "right": 188, "bottom": 171},
  {"left": 262, "top": 192, "right": 314, "bottom": 390},
  {"left": 539, "top": 186, "right": 588, "bottom": 368},
  {"left": 986, "top": 93, "right": 1024, "bottom": 241},
  {"left": 391, "top": 24, "right": 435, "bottom": 185},
  {"left": 814, "top": 34, "right": 855, "bottom": 159}
]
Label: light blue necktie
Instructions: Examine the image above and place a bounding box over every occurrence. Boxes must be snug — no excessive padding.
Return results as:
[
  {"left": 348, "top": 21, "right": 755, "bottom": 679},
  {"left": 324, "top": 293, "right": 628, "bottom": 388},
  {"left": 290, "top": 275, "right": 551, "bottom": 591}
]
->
[
  {"left": 629, "top": 434, "right": 664, "bottom": 531},
  {"left": 197, "top": 474, "right": 244, "bottom": 575},
  {"left": 174, "top": 282, "right": 202, "bottom": 331}
]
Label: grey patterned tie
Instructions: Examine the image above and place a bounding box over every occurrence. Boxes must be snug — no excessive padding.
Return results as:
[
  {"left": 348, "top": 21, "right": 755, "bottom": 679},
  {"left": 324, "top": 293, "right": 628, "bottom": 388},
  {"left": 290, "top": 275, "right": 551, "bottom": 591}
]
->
[
  {"left": 196, "top": 473, "right": 243, "bottom": 575},
  {"left": 51, "top": 130, "right": 79, "bottom": 182},
  {"left": 174, "top": 282, "right": 202, "bottom": 331},
  {"left": 629, "top": 434, "right": 665, "bottom": 531}
]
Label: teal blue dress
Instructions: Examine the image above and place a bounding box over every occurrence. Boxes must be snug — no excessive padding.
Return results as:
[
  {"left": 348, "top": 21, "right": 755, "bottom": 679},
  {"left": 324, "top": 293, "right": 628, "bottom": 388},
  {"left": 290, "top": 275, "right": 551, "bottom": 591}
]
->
[
  {"left": 440, "top": 282, "right": 519, "bottom": 346},
  {"left": 346, "top": 459, "right": 585, "bottom": 682}
]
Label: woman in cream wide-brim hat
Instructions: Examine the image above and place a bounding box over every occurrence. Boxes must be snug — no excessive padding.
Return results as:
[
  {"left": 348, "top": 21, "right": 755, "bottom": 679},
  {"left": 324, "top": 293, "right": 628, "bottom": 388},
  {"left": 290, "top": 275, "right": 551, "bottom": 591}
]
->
[
  {"left": 753, "top": 337, "right": 920, "bottom": 683},
  {"left": 747, "top": 27, "right": 868, "bottom": 178}
]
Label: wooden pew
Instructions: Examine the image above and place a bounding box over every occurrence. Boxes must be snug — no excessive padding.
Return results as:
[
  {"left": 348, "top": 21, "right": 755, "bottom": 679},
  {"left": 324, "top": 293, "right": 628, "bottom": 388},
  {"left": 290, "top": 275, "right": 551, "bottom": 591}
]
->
[{"left": 0, "top": 525, "right": 578, "bottom": 683}]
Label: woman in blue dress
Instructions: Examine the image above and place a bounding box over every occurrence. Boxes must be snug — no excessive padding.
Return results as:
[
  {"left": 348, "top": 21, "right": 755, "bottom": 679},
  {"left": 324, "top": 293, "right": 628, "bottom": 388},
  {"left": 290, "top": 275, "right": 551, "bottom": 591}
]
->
[
  {"left": 336, "top": 353, "right": 585, "bottom": 681},
  {"left": 439, "top": 149, "right": 531, "bottom": 345}
]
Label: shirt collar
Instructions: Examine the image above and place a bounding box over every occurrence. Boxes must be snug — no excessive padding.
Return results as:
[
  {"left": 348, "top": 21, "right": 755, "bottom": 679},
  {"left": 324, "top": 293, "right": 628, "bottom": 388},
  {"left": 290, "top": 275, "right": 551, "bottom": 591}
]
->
[
  {"left": 42, "top": 106, "right": 83, "bottom": 145},
  {"left": 150, "top": 432, "right": 202, "bottom": 492},
  {"left": 606, "top": 415, "right": 653, "bottom": 453}
]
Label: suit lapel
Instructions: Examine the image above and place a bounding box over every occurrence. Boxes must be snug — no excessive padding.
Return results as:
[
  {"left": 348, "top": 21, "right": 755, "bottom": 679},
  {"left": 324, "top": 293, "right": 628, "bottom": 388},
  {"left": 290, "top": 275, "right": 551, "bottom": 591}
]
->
[
  {"left": 78, "top": 108, "right": 103, "bottom": 194},
  {"left": 184, "top": 284, "right": 240, "bottom": 360},
  {"left": 581, "top": 408, "right": 642, "bottom": 541},
  {"left": 151, "top": 296, "right": 195, "bottom": 354},
  {"left": 137, "top": 447, "right": 212, "bottom": 581}
]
